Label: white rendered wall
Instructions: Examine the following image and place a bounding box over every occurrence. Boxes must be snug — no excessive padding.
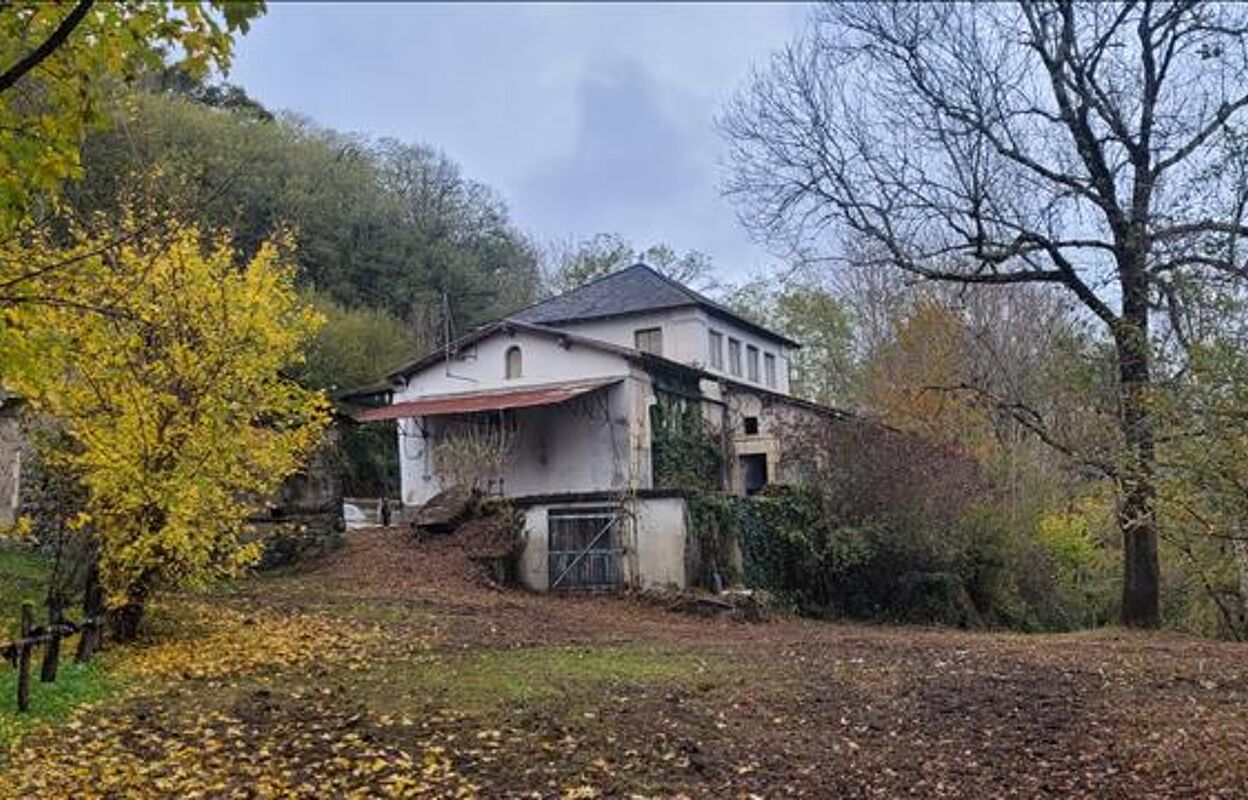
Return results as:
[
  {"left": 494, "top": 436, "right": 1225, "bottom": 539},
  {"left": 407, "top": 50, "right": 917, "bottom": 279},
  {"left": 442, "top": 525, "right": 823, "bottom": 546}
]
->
[
  {"left": 394, "top": 329, "right": 655, "bottom": 507},
  {"left": 552, "top": 308, "right": 706, "bottom": 366},
  {"left": 515, "top": 497, "right": 687, "bottom": 592},
  {"left": 553, "top": 309, "right": 794, "bottom": 395},
  {"left": 393, "top": 329, "right": 631, "bottom": 400},
  {"left": 695, "top": 312, "right": 794, "bottom": 395},
  {"left": 633, "top": 496, "right": 687, "bottom": 589},
  {"left": 518, "top": 506, "right": 549, "bottom": 591}
]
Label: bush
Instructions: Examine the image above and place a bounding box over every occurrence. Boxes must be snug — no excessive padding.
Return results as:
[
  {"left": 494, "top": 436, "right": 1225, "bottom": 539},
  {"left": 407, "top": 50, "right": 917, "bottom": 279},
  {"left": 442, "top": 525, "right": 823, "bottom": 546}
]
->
[
  {"left": 686, "top": 483, "right": 1114, "bottom": 631},
  {"left": 255, "top": 517, "right": 344, "bottom": 570},
  {"left": 731, "top": 414, "right": 1122, "bottom": 631}
]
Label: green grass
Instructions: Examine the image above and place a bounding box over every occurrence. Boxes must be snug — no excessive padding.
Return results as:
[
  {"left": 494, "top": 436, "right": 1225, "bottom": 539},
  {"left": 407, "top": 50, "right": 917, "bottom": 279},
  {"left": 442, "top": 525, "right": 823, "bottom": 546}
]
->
[
  {"left": 0, "top": 547, "right": 122, "bottom": 749},
  {"left": 381, "top": 645, "right": 705, "bottom": 713},
  {"left": 0, "top": 547, "right": 50, "bottom": 639},
  {"left": 0, "top": 660, "right": 119, "bottom": 748}
]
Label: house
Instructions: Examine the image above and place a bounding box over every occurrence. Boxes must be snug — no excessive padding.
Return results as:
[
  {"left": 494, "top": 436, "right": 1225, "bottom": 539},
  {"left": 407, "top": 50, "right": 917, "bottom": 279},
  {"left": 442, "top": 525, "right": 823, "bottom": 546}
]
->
[
  {"left": 355, "top": 264, "right": 841, "bottom": 592},
  {"left": 0, "top": 391, "right": 22, "bottom": 526}
]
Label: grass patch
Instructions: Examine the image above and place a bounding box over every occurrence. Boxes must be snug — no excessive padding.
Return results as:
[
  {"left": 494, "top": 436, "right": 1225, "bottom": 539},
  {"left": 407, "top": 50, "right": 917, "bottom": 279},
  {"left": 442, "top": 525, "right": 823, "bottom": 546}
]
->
[
  {"left": 0, "top": 548, "right": 122, "bottom": 750},
  {"left": 385, "top": 645, "right": 705, "bottom": 713},
  {"left": 0, "top": 660, "right": 119, "bottom": 749},
  {"left": 0, "top": 547, "right": 49, "bottom": 639}
]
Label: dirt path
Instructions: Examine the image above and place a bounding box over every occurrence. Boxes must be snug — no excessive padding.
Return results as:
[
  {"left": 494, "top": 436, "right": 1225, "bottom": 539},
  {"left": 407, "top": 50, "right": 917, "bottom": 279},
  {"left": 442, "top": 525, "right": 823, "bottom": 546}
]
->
[{"left": 3, "top": 528, "right": 1246, "bottom": 798}]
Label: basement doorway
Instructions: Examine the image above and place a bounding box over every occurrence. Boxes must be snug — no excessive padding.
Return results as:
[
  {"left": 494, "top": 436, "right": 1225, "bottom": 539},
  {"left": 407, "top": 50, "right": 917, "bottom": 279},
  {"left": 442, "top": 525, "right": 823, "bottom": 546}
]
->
[
  {"left": 740, "top": 454, "right": 768, "bottom": 496},
  {"left": 548, "top": 506, "right": 623, "bottom": 590}
]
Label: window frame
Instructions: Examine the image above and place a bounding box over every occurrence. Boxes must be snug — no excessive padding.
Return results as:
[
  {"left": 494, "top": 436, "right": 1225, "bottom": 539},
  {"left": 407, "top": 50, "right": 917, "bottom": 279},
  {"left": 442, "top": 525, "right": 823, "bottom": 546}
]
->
[
  {"left": 746, "top": 344, "right": 760, "bottom": 382},
  {"left": 504, "top": 345, "right": 522, "bottom": 379},
  {"left": 634, "top": 326, "right": 663, "bottom": 356},
  {"left": 727, "top": 337, "right": 742, "bottom": 376},
  {"left": 708, "top": 329, "right": 724, "bottom": 370},
  {"left": 763, "top": 352, "right": 777, "bottom": 388}
]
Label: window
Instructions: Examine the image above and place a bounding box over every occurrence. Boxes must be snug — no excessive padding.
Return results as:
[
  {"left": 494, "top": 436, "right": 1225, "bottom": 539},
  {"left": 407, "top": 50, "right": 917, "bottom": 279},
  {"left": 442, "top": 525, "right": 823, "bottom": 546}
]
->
[
  {"left": 746, "top": 345, "right": 760, "bottom": 382},
  {"left": 504, "top": 345, "right": 522, "bottom": 379},
  {"left": 728, "top": 338, "right": 742, "bottom": 376},
  {"left": 634, "top": 327, "right": 663, "bottom": 355},
  {"left": 708, "top": 330, "right": 724, "bottom": 370},
  {"left": 764, "top": 353, "right": 777, "bottom": 388},
  {"left": 743, "top": 416, "right": 759, "bottom": 435}
]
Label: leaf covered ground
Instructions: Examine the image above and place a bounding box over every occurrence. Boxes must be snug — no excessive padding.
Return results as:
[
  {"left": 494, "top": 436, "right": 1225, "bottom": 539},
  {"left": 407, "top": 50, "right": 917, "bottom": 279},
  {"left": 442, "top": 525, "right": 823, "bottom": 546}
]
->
[{"left": 2, "top": 528, "right": 1247, "bottom": 798}]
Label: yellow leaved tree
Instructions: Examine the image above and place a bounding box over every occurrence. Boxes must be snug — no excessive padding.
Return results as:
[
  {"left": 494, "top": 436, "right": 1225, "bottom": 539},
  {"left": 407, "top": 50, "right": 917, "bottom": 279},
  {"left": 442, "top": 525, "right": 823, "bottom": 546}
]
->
[
  {"left": 0, "top": 2, "right": 264, "bottom": 233},
  {"left": 2, "top": 202, "right": 328, "bottom": 638}
]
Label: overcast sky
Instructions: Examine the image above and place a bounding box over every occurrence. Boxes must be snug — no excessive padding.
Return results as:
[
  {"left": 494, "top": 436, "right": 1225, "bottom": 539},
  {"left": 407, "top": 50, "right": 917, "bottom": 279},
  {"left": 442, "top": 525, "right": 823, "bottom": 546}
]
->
[{"left": 228, "top": 2, "right": 811, "bottom": 282}]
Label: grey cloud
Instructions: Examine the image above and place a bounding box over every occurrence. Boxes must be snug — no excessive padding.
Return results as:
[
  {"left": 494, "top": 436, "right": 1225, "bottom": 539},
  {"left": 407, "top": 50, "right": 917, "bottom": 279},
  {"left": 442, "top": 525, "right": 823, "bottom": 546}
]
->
[{"left": 521, "top": 59, "right": 704, "bottom": 233}]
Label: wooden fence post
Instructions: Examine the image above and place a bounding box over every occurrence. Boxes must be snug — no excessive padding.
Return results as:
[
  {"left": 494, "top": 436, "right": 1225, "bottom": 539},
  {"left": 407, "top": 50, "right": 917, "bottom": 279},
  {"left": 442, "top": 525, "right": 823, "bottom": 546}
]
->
[
  {"left": 40, "top": 598, "right": 63, "bottom": 683},
  {"left": 76, "top": 564, "right": 104, "bottom": 664},
  {"left": 17, "top": 601, "right": 33, "bottom": 712}
]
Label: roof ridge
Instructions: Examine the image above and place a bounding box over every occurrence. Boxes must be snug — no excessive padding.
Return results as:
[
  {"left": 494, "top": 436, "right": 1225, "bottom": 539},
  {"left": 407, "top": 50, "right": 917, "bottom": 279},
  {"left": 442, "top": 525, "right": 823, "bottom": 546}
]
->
[
  {"left": 630, "top": 261, "right": 704, "bottom": 302},
  {"left": 579, "top": 260, "right": 653, "bottom": 292},
  {"left": 506, "top": 261, "right": 653, "bottom": 320},
  {"left": 505, "top": 259, "right": 800, "bottom": 348}
]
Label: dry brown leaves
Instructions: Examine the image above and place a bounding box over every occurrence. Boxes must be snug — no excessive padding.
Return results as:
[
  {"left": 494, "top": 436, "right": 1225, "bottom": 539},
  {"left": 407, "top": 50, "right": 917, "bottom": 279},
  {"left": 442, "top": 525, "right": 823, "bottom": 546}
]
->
[
  {"left": 124, "top": 601, "right": 395, "bottom": 681},
  {"left": 0, "top": 691, "right": 475, "bottom": 798}
]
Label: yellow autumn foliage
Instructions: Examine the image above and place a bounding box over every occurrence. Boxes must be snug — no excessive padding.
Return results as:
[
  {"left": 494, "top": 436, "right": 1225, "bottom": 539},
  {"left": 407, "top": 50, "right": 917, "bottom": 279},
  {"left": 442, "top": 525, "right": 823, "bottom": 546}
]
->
[
  {"left": 0, "top": 3, "right": 263, "bottom": 235},
  {"left": 864, "top": 296, "right": 997, "bottom": 459},
  {"left": 125, "top": 601, "right": 380, "bottom": 681},
  {"left": 0, "top": 202, "right": 329, "bottom": 605}
]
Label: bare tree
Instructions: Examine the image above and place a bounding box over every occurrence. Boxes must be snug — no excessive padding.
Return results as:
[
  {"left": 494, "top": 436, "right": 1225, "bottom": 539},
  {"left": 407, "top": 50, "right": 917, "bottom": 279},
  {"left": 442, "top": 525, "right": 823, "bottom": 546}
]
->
[{"left": 722, "top": 1, "right": 1248, "bottom": 627}]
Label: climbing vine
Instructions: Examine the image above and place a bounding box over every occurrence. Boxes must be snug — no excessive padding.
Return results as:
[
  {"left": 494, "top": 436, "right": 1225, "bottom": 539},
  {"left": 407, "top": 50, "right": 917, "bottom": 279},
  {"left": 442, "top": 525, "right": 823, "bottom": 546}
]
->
[
  {"left": 650, "top": 393, "right": 722, "bottom": 491},
  {"left": 684, "top": 492, "right": 743, "bottom": 590},
  {"left": 684, "top": 486, "right": 873, "bottom": 613}
]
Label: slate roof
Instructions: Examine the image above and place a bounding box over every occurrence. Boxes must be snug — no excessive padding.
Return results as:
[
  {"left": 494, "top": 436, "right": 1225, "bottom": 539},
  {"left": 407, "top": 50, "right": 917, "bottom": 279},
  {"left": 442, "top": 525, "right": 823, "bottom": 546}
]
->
[{"left": 509, "top": 263, "right": 799, "bottom": 347}]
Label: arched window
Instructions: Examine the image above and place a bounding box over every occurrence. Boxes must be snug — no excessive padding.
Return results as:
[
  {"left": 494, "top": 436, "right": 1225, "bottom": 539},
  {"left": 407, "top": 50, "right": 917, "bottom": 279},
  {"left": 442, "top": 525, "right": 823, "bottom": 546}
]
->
[{"left": 505, "top": 345, "right": 522, "bottom": 379}]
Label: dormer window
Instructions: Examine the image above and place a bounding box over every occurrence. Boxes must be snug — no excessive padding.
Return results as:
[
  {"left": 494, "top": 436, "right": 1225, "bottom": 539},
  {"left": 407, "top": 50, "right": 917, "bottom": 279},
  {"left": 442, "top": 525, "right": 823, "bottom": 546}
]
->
[
  {"left": 634, "top": 327, "right": 663, "bottom": 355},
  {"left": 505, "top": 345, "right": 522, "bottom": 379}
]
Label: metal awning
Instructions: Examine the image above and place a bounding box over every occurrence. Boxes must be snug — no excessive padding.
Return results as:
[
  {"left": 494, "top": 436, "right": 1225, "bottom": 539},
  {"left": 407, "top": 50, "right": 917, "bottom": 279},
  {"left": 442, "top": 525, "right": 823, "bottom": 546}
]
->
[{"left": 353, "top": 377, "right": 621, "bottom": 422}]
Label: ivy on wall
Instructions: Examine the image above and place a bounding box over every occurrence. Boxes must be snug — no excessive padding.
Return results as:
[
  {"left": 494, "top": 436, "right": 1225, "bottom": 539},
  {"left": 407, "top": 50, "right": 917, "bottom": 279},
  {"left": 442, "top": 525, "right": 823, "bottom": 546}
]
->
[
  {"left": 684, "top": 486, "right": 873, "bottom": 613},
  {"left": 684, "top": 492, "right": 743, "bottom": 590},
  {"left": 650, "top": 393, "right": 722, "bottom": 492}
]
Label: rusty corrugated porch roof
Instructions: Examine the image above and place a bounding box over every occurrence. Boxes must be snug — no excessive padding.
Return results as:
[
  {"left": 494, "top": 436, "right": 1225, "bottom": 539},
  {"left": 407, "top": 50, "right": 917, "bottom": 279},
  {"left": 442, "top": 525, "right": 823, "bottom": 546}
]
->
[{"left": 353, "top": 377, "right": 621, "bottom": 423}]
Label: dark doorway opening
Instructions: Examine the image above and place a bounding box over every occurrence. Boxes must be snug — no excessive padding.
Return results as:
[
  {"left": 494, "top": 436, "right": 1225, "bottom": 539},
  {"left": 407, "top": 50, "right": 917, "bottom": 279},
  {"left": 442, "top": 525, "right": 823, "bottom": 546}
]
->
[{"left": 740, "top": 453, "right": 768, "bottom": 495}]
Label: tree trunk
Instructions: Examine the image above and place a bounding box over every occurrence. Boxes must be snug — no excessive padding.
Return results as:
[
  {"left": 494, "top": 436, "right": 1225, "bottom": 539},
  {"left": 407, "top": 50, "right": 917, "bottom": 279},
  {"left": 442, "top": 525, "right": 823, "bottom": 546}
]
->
[
  {"left": 1116, "top": 265, "right": 1161, "bottom": 629},
  {"left": 110, "top": 589, "right": 147, "bottom": 643},
  {"left": 1232, "top": 536, "right": 1248, "bottom": 638},
  {"left": 75, "top": 560, "right": 105, "bottom": 663}
]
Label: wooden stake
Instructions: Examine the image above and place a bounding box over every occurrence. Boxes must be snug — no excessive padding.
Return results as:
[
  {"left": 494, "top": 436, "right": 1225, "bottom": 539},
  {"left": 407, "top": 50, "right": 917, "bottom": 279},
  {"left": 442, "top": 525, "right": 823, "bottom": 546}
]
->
[
  {"left": 76, "top": 564, "right": 104, "bottom": 664},
  {"left": 17, "top": 601, "right": 33, "bottom": 712},
  {"left": 40, "top": 599, "right": 62, "bottom": 683}
]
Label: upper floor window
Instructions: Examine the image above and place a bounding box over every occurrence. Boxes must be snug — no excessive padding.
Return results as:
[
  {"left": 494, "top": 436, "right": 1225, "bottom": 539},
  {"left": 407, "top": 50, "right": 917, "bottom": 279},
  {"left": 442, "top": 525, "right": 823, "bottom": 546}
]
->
[
  {"left": 634, "top": 327, "right": 663, "bottom": 355},
  {"left": 505, "top": 345, "right": 522, "bottom": 379},
  {"left": 764, "top": 353, "right": 777, "bottom": 388},
  {"left": 708, "top": 330, "right": 724, "bottom": 370},
  {"left": 727, "top": 338, "right": 742, "bottom": 376},
  {"left": 746, "top": 345, "right": 760, "bottom": 382}
]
